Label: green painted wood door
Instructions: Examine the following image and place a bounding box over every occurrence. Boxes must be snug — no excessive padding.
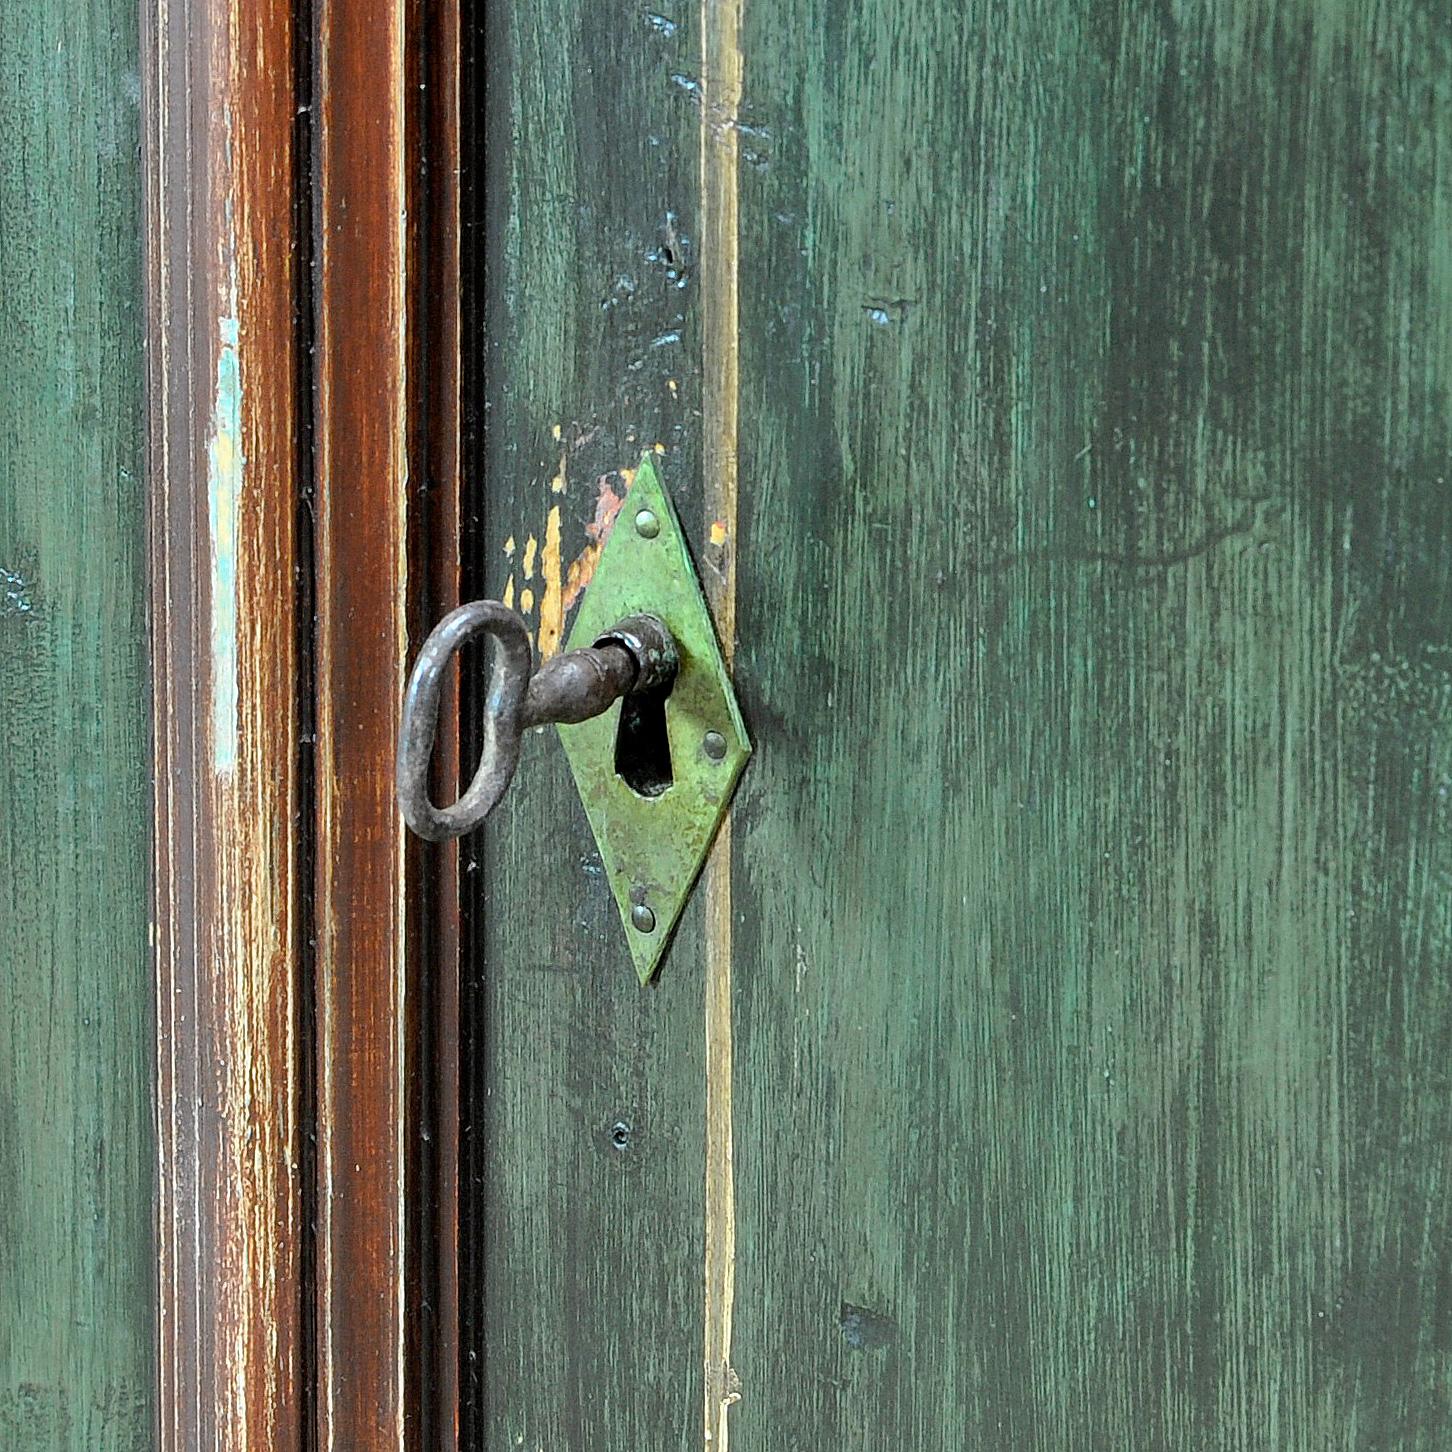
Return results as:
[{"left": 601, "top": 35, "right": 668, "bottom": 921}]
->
[{"left": 463, "top": 2, "right": 1452, "bottom": 1446}]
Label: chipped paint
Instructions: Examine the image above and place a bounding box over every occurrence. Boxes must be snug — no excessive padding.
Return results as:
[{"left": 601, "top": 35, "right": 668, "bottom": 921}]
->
[
  {"left": 562, "top": 473, "right": 627, "bottom": 612},
  {"left": 538, "top": 505, "right": 564, "bottom": 660},
  {"left": 503, "top": 575, "right": 515, "bottom": 610},
  {"left": 588, "top": 476, "right": 628, "bottom": 538},
  {"left": 0, "top": 565, "right": 36, "bottom": 617},
  {"left": 504, "top": 534, "right": 516, "bottom": 557},
  {"left": 710, "top": 520, "right": 728, "bottom": 549},
  {"left": 522, "top": 534, "right": 538, "bottom": 580},
  {"left": 208, "top": 315, "right": 242, "bottom": 775},
  {"left": 551, "top": 422, "right": 562, "bottom": 442},
  {"left": 519, "top": 587, "right": 535, "bottom": 614},
  {"left": 550, "top": 450, "right": 568, "bottom": 494}
]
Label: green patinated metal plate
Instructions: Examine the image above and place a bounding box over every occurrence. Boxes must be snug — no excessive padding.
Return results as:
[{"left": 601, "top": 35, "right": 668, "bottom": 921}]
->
[{"left": 558, "top": 456, "right": 750, "bottom": 983}]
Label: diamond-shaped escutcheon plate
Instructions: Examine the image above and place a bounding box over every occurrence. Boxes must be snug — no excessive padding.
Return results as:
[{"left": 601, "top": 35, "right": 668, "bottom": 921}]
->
[{"left": 557, "top": 456, "right": 750, "bottom": 983}]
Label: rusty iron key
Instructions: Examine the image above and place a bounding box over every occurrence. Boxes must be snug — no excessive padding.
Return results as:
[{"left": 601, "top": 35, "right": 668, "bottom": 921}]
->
[{"left": 396, "top": 601, "right": 678, "bottom": 841}]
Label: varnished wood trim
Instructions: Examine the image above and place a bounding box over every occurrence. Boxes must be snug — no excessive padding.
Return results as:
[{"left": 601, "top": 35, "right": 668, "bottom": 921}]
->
[
  {"left": 311, "top": 0, "right": 439, "bottom": 1441},
  {"left": 147, "top": 0, "right": 464, "bottom": 1442},
  {"left": 700, "top": 0, "right": 744, "bottom": 1445},
  {"left": 143, "top": 0, "right": 306, "bottom": 1445}
]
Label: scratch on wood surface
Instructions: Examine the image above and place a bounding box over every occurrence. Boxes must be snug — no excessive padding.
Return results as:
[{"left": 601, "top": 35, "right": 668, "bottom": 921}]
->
[{"left": 700, "top": 0, "right": 743, "bottom": 1441}]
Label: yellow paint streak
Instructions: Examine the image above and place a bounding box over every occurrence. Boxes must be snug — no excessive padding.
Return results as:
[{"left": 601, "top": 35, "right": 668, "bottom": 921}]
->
[
  {"left": 503, "top": 575, "right": 515, "bottom": 611},
  {"left": 522, "top": 534, "right": 538, "bottom": 580},
  {"left": 519, "top": 587, "right": 535, "bottom": 615},
  {"left": 551, "top": 422, "right": 562, "bottom": 441},
  {"left": 700, "top": 0, "right": 743, "bottom": 1444},
  {"left": 710, "top": 520, "right": 728, "bottom": 549},
  {"left": 504, "top": 534, "right": 516, "bottom": 557},
  {"left": 551, "top": 450, "right": 568, "bottom": 494},
  {"left": 538, "top": 505, "right": 564, "bottom": 660}
]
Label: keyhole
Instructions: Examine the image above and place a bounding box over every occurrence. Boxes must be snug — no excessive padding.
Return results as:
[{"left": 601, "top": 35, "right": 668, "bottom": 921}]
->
[{"left": 614, "top": 685, "right": 673, "bottom": 797}]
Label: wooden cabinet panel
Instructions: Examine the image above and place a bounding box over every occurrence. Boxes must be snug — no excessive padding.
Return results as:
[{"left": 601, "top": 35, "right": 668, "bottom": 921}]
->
[
  {"left": 466, "top": 2, "right": 1452, "bottom": 1447},
  {"left": 731, "top": 1, "right": 1452, "bottom": 1445}
]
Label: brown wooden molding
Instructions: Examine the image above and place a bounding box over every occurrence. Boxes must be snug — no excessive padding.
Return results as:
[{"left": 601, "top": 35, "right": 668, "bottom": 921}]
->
[
  {"left": 145, "top": 0, "right": 463, "bottom": 1443},
  {"left": 311, "top": 0, "right": 442, "bottom": 1442},
  {"left": 143, "top": 0, "right": 307, "bottom": 1446}
]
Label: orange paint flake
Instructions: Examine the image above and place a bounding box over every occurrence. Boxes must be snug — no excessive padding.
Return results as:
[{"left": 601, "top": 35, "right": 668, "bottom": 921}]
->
[{"left": 562, "top": 472, "right": 628, "bottom": 612}]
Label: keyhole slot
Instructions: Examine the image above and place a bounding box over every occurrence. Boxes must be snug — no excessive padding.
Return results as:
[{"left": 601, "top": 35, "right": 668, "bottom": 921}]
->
[{"left": 614, "top": 685, "right": 674, "bottom": 798}]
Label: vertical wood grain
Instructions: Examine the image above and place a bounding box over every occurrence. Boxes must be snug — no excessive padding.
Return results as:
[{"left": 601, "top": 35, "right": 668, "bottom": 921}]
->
[
  {"left": 1, "top": 0, "right": 155, "bottom": 1445},
  {"left": 728, "top": 0, "right": 1452, "bottom": 1446},
  {"left": 144, "top": 0, "right": 306, "bottom": 1444}
]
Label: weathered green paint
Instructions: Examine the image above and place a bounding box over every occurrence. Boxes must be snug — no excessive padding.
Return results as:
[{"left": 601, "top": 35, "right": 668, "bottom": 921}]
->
[
  {"left": 462, "top": 3, "right": 709, "bottom": 1446},
  {"left": 470, "top": 0, "right": 1452, "bottom": 1446},
  {"left": 731, "top": 0, "right": 1452, "bottom": 1446},
  {"left": 560, "top": 456, "right": 750, "bottom": 983},
  {"left": 0, "top": 0, "right": 154, "bottom": 1447}
]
